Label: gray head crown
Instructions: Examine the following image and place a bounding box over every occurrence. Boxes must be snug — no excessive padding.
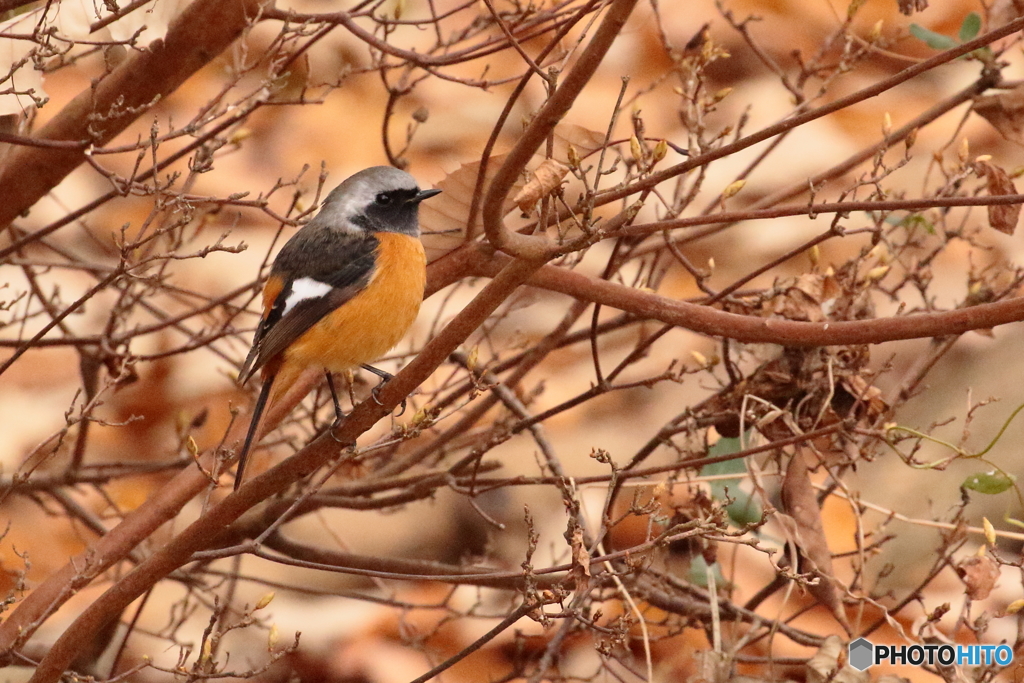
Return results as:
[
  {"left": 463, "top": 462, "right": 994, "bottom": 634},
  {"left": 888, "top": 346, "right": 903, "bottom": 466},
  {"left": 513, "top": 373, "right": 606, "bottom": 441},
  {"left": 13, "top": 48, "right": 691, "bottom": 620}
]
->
[{"left": 311, "top": 166, "right": 439, "bottom": 236}]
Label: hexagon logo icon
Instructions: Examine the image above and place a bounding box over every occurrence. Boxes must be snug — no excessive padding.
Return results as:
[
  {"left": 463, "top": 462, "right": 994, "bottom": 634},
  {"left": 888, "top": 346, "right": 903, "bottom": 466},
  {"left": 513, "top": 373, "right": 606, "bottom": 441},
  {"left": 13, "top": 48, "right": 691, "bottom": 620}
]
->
[{"left": 848, "top": 638, "right": 874, "bottom": 671}]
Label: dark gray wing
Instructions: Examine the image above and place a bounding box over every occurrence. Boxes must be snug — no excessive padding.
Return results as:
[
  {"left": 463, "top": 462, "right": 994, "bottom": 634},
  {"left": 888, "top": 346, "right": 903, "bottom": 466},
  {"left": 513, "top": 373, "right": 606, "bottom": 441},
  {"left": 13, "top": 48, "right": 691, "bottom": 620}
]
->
[{"left": 240, "top": 229, "right": 378, "bottom": 382}]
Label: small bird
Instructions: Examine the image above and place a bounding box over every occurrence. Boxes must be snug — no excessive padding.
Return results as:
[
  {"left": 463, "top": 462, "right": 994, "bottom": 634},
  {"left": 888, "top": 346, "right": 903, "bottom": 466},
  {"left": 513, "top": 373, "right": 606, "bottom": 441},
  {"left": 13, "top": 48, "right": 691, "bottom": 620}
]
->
[{"left": 235, "top": 166, "right": 440, "bottom": 490}]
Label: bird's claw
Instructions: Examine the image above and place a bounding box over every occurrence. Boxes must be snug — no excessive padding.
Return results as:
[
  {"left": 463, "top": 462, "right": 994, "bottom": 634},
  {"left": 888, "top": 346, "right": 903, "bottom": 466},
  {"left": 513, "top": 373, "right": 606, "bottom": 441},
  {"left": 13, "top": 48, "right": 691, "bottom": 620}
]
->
[{"left": 369, "top": 376, "right": 407, "bottom": 416}]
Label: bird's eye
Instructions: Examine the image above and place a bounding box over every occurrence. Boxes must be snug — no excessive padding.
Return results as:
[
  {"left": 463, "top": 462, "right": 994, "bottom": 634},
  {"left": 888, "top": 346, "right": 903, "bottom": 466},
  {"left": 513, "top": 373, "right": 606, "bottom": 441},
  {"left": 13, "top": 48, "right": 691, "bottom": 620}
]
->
[{"left": 375, "top": 192, "right": 392, "bottom": 205}]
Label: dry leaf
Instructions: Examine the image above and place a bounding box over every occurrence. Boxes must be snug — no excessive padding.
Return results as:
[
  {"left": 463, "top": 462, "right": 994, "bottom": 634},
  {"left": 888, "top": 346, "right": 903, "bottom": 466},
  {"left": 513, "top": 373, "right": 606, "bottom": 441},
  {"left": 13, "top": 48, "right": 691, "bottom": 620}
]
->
[
  {"left": 513, "top": 159, "right": 570, "bottom": 214},
  {"left": 773, "top": 273, "right": 841, "bottom": 322},
  {"left": 898, "top": 0, "right": 928, "bottom": 15},
  {"left": 806, "top": 635, "right": 869, "bottom": 683},
  {"left": 974, "top": 87, "right": 1024, "bottom": 145},
  {"left": 569, "top": 526, "right": 591, "bottom": 594},
  {"left": 957, "top": 554, "right": 1000, "bottom": 600},
  {"left": 419, "top": 123, "right": 605, "bottom": 262},
  {"left": 974, "top": 159, "right": 1021, "bottom": 234},
  {"left": 418, "top": 153, "right": 517, "bottom": 261},
  {"left": 550, "top": 123, "right": 607, "bottom": 162},
  {"left": 839, "top": 374, "right": 888, "bottom": 423},
  {"left": 780, "top": 450, "right": 851, "bottom": 632}
]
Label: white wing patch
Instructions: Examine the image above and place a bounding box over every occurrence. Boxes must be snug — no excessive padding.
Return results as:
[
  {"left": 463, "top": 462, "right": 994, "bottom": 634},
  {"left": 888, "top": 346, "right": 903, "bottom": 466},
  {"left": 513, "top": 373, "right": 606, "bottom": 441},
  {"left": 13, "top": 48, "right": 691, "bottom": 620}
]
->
[{"left": 282, "top": 277, "right": 333, "bottom": 315}]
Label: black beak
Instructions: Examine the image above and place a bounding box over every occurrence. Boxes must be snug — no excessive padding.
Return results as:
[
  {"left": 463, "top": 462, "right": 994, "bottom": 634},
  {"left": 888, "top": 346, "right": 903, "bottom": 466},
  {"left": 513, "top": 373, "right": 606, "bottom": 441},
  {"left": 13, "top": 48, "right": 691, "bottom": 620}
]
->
[{"left": 412, "top": 188, "right": 442, "bottom": 203}]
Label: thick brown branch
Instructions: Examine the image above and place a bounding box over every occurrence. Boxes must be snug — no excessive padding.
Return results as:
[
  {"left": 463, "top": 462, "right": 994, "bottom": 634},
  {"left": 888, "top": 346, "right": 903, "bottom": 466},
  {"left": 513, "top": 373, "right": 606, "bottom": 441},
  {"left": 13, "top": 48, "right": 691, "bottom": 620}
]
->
[{"left": 457, "top": 246, "right": 1024, "bottom": 346}]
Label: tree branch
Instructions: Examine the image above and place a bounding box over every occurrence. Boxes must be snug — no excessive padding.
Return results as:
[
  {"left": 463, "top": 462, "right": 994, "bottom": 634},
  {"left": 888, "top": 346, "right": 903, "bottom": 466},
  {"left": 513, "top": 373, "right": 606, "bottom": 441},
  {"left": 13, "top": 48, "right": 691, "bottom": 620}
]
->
[
  {"left": 459, "top": 245, "right": 1024, "bottom": 346},
  {"left": 483, "top": 0, "right": 640, "bottom": 259},
  {"left": 0, "top": 0, "right": 272, "bottom": 230}
]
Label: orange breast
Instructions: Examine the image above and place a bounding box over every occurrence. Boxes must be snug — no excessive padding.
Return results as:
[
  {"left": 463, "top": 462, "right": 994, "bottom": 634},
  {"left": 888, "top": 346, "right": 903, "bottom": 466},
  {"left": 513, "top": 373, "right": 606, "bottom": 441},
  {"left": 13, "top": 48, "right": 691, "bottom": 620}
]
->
[{"left": 283, "top": 232, "right": 426, "bottom": 373}]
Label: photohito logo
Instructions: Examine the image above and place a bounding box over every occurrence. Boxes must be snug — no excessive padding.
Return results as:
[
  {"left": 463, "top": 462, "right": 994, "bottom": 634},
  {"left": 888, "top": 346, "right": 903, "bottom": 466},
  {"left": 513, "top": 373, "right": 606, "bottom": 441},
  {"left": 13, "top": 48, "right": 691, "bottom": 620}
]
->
[{"left": 848, "top": 638, "right": 1013, "bottom": 670}]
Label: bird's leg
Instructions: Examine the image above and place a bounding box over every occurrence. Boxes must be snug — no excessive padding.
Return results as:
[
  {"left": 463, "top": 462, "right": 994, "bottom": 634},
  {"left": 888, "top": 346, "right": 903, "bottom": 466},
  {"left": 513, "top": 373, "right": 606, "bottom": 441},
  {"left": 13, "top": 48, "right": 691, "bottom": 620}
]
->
[
  {"left": 325, "top": 372, "right": 354, "bottom": 445},
  {"left": 325, "top": 372, "right": 345, "bottom": 424},
  {"left": 360, "top": 364, "right": 407, "bottom": 416}
]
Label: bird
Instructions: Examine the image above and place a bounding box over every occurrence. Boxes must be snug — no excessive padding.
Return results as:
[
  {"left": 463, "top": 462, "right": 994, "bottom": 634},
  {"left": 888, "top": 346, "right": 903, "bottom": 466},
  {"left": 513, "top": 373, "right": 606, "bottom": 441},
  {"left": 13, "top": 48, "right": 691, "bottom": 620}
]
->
[{"left": 234, "top": 165, "right": 440, "bottom": 490}]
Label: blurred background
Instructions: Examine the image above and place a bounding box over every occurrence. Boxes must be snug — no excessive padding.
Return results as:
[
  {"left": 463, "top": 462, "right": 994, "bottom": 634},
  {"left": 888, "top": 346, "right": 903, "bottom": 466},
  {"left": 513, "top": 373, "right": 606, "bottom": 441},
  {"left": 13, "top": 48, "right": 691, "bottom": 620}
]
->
[{"left": 3, "top": 0, "right": 1024, "bottom": 680}]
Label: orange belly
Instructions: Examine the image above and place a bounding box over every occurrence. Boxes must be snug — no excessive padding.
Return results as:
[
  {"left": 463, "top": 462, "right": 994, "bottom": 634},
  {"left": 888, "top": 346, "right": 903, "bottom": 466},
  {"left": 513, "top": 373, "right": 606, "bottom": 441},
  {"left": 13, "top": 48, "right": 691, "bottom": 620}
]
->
[{"left": 283, "top": 232, "right": 426, "bottom": 373}]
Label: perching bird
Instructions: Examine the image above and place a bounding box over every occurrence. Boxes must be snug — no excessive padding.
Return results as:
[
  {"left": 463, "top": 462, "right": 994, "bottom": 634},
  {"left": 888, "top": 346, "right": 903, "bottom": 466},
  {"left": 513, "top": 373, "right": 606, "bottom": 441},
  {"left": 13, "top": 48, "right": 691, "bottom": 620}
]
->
[{"left": 235, "top": 166, "right": 440, "bottom": 490}]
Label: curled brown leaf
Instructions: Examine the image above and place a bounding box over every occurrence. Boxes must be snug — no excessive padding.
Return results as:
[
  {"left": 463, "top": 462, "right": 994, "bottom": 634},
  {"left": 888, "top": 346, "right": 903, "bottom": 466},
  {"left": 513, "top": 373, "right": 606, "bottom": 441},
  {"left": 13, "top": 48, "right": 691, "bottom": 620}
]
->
[
  {"left": 957, "top": 554, "right": 1000, "bottom": 600},
  {"left": 974, "top": 159, "right": 1020, "bottom": 234},
  {"left": 975, "top": 87, "right": 1024, "bottom": 144},
  {"left": 779, "top": 450, "right": 851, "bottom": 632},
  {"left": 513, "top": 159, "right": 570, "bottom": 215}
]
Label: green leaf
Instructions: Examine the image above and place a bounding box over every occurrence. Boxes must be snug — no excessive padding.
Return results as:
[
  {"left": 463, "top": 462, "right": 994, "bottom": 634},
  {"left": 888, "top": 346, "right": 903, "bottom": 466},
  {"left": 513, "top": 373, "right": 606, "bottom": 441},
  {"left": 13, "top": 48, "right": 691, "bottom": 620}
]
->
[
  {"left": 909, "top": 23, "right": 959, "bottom": 51},
  {"left": 703, "top": 438, "right": 746, "bottom": 502},
  {"left": 725, "top": 489, "right": 762, "bottom": 526},
  {"left": 905, "top": 214, "right": 936, "bottom": 234},
  {"left": 888, "top": 213, "right": 935, "bottom": 234},
  {"left": 962, "top": 470, "right": 1016, "bottom": 495},
  {"left": 702, "top": 436, "right": 762, "bottom": 526},
  {"left": 959, "top": 12, "right": 982, "bottom": 42},
  {"left": 687, "top": 555, "right": 729, "bottom": 589},
  {"left": 704, "top": 437, "right": 747, "bottom": 475}
]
